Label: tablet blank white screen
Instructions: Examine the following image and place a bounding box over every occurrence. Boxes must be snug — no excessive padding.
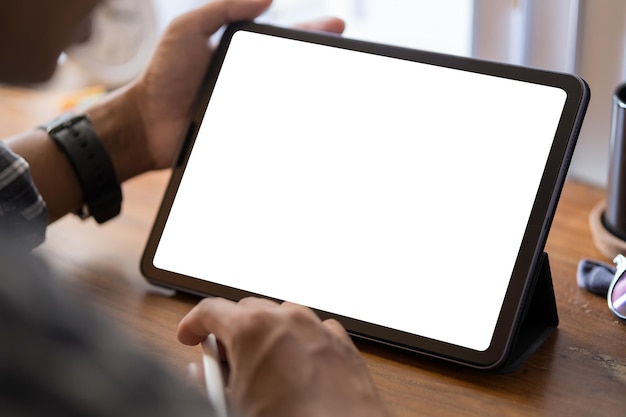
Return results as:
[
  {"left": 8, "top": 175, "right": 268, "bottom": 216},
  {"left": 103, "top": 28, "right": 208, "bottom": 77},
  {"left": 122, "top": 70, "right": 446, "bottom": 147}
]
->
[{"left": 154, "top": 31, "right": 566, "bottom": 351}]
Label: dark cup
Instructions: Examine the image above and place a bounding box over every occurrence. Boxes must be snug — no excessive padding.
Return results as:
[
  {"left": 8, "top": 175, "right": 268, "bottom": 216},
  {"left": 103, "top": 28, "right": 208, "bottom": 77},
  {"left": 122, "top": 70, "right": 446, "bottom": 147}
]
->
[{"left": 603, "top": 82, "right": 626, "bottom": 240}]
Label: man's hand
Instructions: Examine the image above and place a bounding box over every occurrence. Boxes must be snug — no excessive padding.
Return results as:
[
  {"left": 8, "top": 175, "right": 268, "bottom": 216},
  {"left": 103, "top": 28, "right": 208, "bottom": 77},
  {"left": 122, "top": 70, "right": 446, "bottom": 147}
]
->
[
  {"left": 178, "top": 297, "right": 391, "bottom": 417},
  {"left": 131, "top": 0, "right": 273, "bottom": 172},
  {"left": 90, "top": 0, "right": 345, "bottom": 181},
  {"left": 7, "top": 0, "right": 343, "bottom": 223}
]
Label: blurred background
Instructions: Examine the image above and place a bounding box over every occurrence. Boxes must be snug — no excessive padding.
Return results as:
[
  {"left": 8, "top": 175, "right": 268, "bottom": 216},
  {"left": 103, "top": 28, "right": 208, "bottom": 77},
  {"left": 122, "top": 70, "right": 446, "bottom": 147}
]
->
[{"left": 2, "top": 0, "right": 625, "bottom": 188}]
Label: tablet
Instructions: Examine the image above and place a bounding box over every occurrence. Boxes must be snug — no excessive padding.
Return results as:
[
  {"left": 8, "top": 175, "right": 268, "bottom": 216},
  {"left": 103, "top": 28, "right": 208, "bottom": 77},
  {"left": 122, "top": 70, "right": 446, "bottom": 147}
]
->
[{"left": 141, "top": 22, "right": 589, "bottom": 370}]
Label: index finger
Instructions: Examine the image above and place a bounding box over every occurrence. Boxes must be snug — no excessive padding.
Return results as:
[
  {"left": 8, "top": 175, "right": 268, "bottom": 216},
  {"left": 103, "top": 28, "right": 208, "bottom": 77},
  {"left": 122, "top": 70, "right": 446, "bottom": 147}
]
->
[
  {"left": 177, "top": 297, "right": 240, "bottom": 346},
  {"left": 178, "top": 0, "right": 272, "bottom": 38},
  {"left": 292, "top": 17, "right": 346, "bottom": 34}
]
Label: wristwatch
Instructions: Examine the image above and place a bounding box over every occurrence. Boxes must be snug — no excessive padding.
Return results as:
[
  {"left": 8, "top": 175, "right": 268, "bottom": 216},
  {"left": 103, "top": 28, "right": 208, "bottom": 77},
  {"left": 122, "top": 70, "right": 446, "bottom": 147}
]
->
[{"left": 40, "top": 114, "right": 122, "bottom": 223}]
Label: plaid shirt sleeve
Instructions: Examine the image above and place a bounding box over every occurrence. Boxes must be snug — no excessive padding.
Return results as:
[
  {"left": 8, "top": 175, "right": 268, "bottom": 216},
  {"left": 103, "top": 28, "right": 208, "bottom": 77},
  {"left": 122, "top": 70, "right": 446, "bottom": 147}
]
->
[{"left": 0, "top": 141, "right": 47, "bottom": 249}]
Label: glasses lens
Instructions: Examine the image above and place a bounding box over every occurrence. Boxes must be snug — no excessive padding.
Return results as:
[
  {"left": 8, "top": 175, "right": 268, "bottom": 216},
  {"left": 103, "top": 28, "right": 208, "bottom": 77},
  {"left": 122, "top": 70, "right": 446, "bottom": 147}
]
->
[{"left": 610, "top": 273, "right": 626, "bottom": 318}]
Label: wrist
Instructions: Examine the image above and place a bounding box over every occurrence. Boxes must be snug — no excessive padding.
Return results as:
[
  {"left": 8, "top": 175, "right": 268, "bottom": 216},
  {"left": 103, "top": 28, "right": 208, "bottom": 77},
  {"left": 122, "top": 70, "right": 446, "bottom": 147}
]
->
[
  {"left": 86, "top": 85, "right": 154, "bottom": 182},
  {"left": 40, "top": 114, "right": 122, "bottom": 224}
]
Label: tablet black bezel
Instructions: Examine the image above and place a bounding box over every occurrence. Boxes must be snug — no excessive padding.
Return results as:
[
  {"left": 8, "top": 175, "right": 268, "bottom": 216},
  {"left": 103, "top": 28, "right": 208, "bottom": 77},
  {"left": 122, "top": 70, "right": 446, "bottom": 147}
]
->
[{"left": 141, "top": 21, "right": 589, "bottom": 370}]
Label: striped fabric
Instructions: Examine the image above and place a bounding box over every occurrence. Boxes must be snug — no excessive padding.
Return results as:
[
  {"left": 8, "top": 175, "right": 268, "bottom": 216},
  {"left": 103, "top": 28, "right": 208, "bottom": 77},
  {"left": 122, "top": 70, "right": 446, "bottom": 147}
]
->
[{"left": 0, "top": 141, "right": 47, "bottom": 249}]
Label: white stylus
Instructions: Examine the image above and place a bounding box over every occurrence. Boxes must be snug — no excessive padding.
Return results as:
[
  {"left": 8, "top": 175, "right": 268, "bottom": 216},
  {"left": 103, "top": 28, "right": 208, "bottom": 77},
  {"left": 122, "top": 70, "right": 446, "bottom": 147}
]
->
[{"left": 201, "top": 334, "right": 228, "bottom": 417}]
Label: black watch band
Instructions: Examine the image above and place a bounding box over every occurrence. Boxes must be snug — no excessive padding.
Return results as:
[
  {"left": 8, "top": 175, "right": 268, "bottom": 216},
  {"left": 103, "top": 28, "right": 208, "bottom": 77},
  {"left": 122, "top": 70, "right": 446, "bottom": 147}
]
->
[{"left": 41, "top": 114, "right": 122, "bottom": 224}]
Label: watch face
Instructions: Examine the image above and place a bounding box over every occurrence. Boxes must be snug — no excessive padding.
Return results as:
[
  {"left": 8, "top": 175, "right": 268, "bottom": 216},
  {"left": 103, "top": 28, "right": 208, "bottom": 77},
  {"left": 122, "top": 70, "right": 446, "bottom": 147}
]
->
[{"left": 65, "top": 0, "right": 158, "bottom": 87}]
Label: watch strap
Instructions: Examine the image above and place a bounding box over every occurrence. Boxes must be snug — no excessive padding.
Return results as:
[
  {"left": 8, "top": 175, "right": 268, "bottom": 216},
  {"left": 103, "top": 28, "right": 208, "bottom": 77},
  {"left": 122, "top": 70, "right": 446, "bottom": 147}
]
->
[{"left": 41, "top": 114, "right": 122, "bottom": 223}]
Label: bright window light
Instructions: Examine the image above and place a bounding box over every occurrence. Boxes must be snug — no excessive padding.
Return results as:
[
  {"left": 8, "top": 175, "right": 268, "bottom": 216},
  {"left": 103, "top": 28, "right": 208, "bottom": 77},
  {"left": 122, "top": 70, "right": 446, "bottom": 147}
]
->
[
  {"left": 152, "top": 0, "right": 474, "bottom": 57},
  {"left": 260, "top": 0, "right": 474, "bottom": 57}
]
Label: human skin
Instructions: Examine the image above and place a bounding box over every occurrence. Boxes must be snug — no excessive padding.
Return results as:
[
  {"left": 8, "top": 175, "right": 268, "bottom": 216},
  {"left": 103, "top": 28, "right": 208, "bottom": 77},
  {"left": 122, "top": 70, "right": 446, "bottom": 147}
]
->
[
  {"left": 178, "top": 296, "right": 391, "bottom": 417},
  {"left": 1, "top": 1, "right": 391, "bottom": 416},
  {"left": 3, "top": 0, "right": 344, "bottom": 222}
]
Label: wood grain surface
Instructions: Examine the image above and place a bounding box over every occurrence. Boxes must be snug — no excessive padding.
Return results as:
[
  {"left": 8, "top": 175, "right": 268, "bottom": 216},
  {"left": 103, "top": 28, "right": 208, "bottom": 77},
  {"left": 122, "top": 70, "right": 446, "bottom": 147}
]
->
[
  {"left": 31, "top": 168, "right": 623, "bottom": 417},
  {"left": 2, "top": 85, "right": 624, "bottom": 416}
]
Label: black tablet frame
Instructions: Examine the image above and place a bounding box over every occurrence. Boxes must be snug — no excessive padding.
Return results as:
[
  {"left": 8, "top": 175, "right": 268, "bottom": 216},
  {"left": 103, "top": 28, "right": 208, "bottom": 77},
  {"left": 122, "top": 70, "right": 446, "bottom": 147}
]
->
[{"left": 141, "top": 22, "right": 589, "bottom": 371}]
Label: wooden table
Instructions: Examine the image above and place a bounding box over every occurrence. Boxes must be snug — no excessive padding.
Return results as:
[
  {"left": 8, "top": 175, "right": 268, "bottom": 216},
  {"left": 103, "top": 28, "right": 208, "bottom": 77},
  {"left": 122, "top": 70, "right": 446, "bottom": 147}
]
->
[
  {"left": 3, "top": 85, "right": 625, "bottom": 417},
  {"left": 34, "top": 173, "right": 624, "bottom": 417}
]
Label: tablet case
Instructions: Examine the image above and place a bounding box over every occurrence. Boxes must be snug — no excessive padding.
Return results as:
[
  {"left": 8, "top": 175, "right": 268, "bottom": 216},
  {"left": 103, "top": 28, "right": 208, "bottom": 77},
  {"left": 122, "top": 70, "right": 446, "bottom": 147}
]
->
[
  {"left": 140, "top": 21, "right": 585, "bottom": 373},
  {"left": 496, "top": 252, "right": 558, "bottom": 373}
]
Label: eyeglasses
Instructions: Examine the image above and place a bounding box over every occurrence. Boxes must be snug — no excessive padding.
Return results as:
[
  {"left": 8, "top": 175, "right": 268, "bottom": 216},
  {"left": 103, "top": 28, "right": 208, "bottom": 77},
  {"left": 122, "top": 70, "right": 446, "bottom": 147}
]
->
[{"left": 610, "top": 254, "right": 626, "bottom": 319}]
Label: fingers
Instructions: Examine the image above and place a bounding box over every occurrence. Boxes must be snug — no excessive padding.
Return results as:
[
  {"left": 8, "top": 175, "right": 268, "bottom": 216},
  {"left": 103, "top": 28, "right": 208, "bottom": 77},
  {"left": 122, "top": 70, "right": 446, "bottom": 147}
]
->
[
  {"left": 174, "top": 0, "right": 345, "bottom": 41},
  {"left": 177, "top": 297, "right": 240, "bottom": 346},
  {"left": 238, "top": 296, "right": 279, "bottom": 309},
  {"left": 177, "top": 296, "right": 355, "bottom": 354},
  {"left": 323, "top": 318, "right": 353, "bottom": 345},
  {"left": 280, "top": 300, "right": 322, "bottom": 321},
  {"left": 279, "top": 302, "right": 353, "bottom": 346},
  {"left": 177, "top": 0, "right": 272, "bottom": 38},
  {"left": 177, "top": 296, "right": 281, "bottom": 346},
  {"left": 186, "top": 361, "right": 205, "bottom": 385},
  {"left": 293, "top": 17, "right": 346, "bottom": 35}
]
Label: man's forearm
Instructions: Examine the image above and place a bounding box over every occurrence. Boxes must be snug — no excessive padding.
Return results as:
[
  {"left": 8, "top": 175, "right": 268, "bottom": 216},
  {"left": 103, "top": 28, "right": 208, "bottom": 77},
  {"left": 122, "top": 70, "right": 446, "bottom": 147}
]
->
[
  {"left": 6, "top": 128, "right": 82, "bottom": 223},
  {"left": 5, "top": 86, "right": 150, "bottom": 224}
]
